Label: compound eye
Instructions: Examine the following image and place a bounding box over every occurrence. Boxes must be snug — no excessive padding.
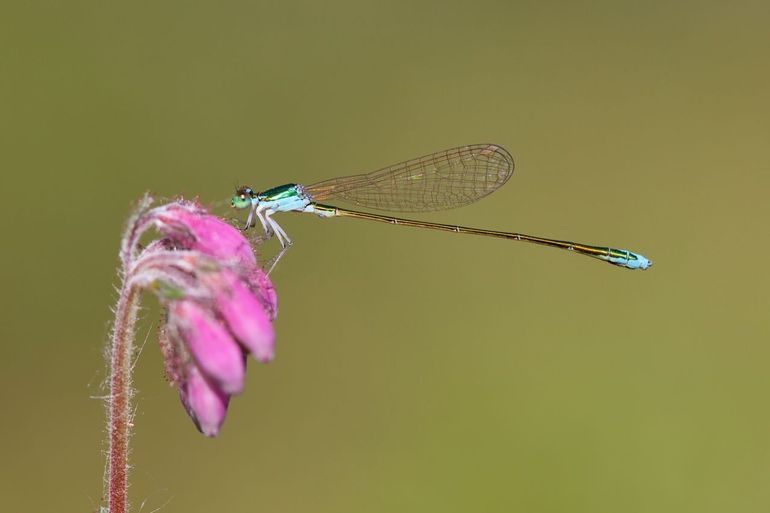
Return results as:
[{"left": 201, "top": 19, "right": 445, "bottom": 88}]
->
[{"left": 231, "top": 193, "right": 252, "bottom": 209}]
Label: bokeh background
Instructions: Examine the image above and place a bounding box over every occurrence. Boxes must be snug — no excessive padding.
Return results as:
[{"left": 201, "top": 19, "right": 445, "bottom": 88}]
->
[{"left": 2, "top": 1, "right": 769, "bottom": 512}]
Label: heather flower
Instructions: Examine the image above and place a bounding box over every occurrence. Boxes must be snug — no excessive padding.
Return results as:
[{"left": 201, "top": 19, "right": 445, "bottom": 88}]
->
[
  {"left": 104, "top": 195, "right": 278, "bottom": 513},
  {"left": 123, "top": 198, "right": 277, "bottom": 434}
]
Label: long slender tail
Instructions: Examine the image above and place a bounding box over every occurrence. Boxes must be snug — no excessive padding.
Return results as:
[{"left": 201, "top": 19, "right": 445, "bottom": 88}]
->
[{"left": 309, "top": 203, "right": 652, "bottom": 270}]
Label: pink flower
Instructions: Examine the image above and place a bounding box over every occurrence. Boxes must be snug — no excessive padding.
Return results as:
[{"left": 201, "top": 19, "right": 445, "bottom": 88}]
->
[
  {"left": 124, "top": 198, "right": 277, "bottom": 436},
  {"left": 204, "top": 269, "right": 275, "bottom": 362},
  {"left": 172, "top": 300, "right": 246, "bottom": 395}
]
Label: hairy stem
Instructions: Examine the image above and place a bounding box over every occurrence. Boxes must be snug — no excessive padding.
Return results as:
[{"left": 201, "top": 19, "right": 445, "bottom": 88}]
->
[{"left": 107, "top": 284, "right": 140, "bottom": 513}]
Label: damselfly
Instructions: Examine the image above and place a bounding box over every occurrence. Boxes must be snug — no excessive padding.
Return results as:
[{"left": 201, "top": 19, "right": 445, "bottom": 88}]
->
[{"left": 231, "top": 144, "right": 651, "bottom": 270}]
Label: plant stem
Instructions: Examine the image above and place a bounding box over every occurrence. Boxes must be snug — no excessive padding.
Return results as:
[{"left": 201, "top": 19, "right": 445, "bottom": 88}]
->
[{"left": 107, "top": 284, "right": 140, "bottom": 513}]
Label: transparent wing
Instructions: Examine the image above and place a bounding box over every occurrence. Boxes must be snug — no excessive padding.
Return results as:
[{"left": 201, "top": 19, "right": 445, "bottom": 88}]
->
[{"left": 305, "top": 144, "right": 514, "bottom": 212}]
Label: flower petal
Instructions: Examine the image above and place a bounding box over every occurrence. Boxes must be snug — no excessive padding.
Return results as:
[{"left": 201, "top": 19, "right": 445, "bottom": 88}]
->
[
  {"left": 179, "top": 365, "right": 230, "bottom": 437},
  {"left": 247, "top": 269, "right": 278, "bottom": 321},
  {"left": 171, "top": 300, "right": 245, "bottom": 394},
  {"left": 214, "top": 270, "right": 275, "bottom": 362},
  {"left": 156, "top": 204, "right": 257, "bottom": 270}
]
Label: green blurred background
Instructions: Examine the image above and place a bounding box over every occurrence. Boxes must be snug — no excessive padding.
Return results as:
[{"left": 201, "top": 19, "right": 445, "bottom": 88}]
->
[{"left": 2, "top": 1, "right": 769, "bottom": 511}]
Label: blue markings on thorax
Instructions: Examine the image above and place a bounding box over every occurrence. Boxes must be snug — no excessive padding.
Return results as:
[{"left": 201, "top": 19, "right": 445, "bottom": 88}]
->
[{"left": 258, "top": 183, "right": 312, "bottom": 212}]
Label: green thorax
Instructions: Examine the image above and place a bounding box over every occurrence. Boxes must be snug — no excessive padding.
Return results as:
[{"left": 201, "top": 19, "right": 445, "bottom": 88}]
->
[{"left": 258, "top": 183, "right": 300, "bottom": 202}]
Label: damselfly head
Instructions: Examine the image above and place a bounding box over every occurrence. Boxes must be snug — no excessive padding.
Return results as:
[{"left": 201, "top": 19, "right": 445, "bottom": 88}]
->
[{"left": 231, "top": 186, "right": 256, "bottom": 209}]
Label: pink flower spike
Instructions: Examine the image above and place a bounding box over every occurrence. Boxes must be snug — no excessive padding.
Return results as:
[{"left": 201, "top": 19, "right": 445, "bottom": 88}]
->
[
  {"left": 172, "top": 301, "right": 245, "bottom": 395},
  {"left": 179, "top": 365, "right": 230, "bottom": 437},
  {"left": 105, "top": 196, "right": 282, "bottom": 512},
  {"left": 214, "top": 270, "right": 275, "bottom": 362}
]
